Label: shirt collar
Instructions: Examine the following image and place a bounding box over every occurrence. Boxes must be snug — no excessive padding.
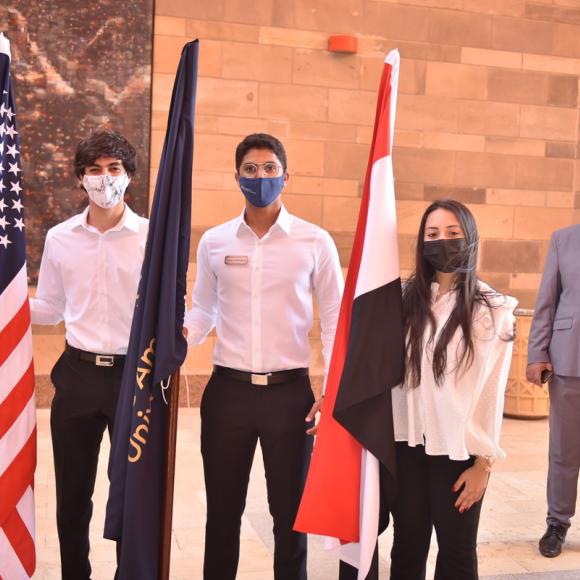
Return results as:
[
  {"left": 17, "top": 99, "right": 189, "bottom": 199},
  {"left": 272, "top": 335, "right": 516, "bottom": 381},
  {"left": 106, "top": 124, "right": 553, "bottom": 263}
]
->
[
  {"left": 430, "top": 281, "right": 456, "bottom": 307},
  {"left": 69, "top": 207, "right": 90, "bottom": 231},
  {"left": 235, "top": 204, "right": 292, "bottom": 237},
  {"left": 275, "top": 205, "right": 292, "bottom": 234},
  {"left": 73, "top": 203, "right": 141, "bottom": 234},
  {"left": 118, "top": 204, "right": 141, "bottom": 233}
]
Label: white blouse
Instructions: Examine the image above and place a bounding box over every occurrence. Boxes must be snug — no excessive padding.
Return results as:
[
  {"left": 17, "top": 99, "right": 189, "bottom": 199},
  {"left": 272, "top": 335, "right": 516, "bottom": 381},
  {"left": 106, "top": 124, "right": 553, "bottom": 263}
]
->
[{"left": 392, "top": 281, "right": 518, "bottom": 460}]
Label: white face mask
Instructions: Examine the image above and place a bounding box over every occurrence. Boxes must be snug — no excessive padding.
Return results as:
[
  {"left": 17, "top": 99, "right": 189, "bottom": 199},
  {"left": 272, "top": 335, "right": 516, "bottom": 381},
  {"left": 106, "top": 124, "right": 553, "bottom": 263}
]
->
[{"left": 82, "top": 174, "right": 130, "bottom": 208}]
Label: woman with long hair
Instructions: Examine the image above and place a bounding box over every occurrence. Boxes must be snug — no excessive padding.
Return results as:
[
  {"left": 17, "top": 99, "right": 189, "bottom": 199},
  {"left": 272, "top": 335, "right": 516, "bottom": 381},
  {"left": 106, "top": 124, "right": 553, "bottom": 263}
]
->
[{"left": 390, "top": 199, "right": 517, "bottom": 580}]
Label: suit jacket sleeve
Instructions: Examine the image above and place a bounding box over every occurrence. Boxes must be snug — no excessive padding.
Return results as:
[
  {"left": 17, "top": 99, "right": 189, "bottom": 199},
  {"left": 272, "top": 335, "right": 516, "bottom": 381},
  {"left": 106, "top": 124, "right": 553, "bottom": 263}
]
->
[{"left": 527, "top": 232, "right": 561, "bottom": 365}]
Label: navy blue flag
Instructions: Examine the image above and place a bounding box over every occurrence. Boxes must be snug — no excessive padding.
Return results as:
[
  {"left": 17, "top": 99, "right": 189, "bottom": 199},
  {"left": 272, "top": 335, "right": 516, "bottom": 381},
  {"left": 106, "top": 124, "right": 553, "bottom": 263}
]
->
[{"left": 104, "top": 39, "right": 198, "bottom": 580}]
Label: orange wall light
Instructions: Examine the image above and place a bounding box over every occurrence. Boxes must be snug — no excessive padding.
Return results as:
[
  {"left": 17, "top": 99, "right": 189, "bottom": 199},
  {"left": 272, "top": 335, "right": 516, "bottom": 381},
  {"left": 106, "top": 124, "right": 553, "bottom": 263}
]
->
[{"left": 328, "top": 34, "right": 358, "bottom": 54}]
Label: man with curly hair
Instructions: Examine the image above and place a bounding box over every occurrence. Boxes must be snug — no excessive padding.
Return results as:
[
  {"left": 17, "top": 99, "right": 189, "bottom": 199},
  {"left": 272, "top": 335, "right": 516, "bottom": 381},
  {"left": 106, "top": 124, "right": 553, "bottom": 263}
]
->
[{"left": 30, "top": 130, "right": 148, "bottom": 580}]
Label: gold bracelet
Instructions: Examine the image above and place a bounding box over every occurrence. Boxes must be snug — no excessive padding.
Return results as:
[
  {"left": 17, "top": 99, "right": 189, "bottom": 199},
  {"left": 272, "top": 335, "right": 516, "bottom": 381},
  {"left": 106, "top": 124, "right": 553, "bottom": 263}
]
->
[{"left": 475, "top": 455, "right": 495, "bottom": 472}]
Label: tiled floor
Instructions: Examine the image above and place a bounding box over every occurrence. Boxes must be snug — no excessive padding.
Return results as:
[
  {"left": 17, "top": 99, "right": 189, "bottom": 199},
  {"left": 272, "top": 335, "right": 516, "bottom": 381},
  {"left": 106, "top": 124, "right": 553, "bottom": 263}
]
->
[{"left": 33, "top": 409, "right": 580, "bottom": 579}]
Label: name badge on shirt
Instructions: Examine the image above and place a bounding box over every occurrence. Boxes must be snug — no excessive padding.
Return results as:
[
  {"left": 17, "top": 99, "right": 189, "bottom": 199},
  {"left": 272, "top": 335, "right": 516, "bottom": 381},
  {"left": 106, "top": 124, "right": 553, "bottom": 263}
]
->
[{"left": 224, "top": 255, "right": 249, "bottom": 266}]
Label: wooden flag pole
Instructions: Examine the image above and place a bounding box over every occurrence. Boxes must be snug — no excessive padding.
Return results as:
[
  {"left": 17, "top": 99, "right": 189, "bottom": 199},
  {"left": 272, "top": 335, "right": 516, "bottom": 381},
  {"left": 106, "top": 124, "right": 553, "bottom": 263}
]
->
[{"left": 159, "top": 369, "right": 181, "bottom": 580}]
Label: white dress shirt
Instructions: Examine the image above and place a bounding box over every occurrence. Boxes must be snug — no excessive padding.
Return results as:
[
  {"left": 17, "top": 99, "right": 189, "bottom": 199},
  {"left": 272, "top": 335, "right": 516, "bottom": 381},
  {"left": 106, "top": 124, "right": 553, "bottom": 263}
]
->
[
  {"left": 30, "top": 204, "right": 148, "bottom": 355},
  {"left": 392, "top": 281, "right": 518, "bottom": 460},
  {"left": 184, "top": 206, "right": 344, "bottom": 373}
]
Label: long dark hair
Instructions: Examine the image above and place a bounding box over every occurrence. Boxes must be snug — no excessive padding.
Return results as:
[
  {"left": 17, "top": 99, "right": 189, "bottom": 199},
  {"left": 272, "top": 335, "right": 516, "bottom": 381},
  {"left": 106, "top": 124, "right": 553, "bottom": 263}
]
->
[{"left": 403, "top": 199, "right": 504, "bottom": 389}]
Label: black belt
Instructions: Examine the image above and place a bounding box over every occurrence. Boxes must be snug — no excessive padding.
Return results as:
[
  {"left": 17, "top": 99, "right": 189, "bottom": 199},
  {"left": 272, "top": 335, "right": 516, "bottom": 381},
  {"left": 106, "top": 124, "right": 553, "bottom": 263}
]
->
[
  {"left": 213, "top": 365, "right": 308, "bottom": 386},
  {"left": 65, "top": 342, "right": 126, "bottom": 367}
]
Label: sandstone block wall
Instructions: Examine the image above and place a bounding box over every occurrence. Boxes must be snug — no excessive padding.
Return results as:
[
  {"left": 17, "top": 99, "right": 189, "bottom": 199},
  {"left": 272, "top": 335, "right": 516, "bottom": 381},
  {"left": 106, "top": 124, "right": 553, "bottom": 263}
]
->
[
  {"left": 152, "top": 0, "right": 580, "bottom": 382},
  {"left": 33, "top": 0, "right": 580, "bottom": 404}
]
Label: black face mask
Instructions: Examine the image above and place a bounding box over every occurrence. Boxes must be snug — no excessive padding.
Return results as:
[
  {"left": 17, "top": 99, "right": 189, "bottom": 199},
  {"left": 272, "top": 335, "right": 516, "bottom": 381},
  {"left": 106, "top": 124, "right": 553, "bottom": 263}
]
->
[{"left": 422, "top": 239, "right": 469, "bottom": 273}]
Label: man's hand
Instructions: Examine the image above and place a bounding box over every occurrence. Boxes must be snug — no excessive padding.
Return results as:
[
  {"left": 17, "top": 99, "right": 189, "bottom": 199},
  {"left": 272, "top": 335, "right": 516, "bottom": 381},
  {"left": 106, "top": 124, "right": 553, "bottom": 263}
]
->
[
  {"left": 526, "top": 362, "right": 553, "bottom": 386},
  {"left": 452, "top": 463, "right": 489, "bottom": 513},
  {"left": 305, "top": 398, "right": 323, "bottom": 436}
]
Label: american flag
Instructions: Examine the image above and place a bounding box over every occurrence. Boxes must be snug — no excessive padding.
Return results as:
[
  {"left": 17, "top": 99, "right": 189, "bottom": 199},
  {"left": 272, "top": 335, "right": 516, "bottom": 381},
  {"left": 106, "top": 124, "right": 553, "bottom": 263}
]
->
[{"left": 0, "top": 32, "right": 37, "bottom": 580}]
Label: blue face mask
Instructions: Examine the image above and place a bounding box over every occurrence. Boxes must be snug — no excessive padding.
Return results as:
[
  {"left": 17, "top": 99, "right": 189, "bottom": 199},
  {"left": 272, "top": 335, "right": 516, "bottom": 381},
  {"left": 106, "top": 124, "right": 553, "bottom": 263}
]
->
[{"left": 238, "top": 176, "right": 285, "bottom": 208}]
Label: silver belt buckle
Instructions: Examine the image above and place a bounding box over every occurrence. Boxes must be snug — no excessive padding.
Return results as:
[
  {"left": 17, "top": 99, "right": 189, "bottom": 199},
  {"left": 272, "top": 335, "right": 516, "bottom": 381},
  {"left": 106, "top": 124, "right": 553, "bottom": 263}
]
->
[
  {"left": 96, "top": 355, "right": 114, "bottom": 367},
  {"left": 251, "top": 373, "right": 269, "bottom": 386}
]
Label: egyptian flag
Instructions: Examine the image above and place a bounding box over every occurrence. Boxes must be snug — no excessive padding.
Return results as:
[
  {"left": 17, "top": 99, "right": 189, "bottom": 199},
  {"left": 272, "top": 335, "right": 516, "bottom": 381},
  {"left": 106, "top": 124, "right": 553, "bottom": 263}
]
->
[{"left": 294, "top": 49, "right": 403, "bottom": 578}]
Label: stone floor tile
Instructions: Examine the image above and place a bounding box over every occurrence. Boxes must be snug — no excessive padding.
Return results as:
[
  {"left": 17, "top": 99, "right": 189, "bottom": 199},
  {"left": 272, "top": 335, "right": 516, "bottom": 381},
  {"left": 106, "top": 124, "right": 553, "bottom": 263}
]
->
[{"left": 32, "top": 411, "right": 580, "bottom": 579}]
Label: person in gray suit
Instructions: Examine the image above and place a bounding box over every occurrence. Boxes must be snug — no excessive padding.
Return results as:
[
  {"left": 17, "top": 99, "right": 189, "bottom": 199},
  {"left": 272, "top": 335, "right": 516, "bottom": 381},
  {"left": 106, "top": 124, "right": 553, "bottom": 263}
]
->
[{"left": 527, "top": 223, "right": 580, "bottom": 558}]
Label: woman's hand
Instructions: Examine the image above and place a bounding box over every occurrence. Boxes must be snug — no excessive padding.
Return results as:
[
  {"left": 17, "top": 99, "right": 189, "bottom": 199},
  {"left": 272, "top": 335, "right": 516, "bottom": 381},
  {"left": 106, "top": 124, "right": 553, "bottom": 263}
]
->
[
  {"left": 452, "top": 462, "right": 490, "bottom": 513},
  {"left": 305, "top": 398, "right": 323, "bottom": 436}
]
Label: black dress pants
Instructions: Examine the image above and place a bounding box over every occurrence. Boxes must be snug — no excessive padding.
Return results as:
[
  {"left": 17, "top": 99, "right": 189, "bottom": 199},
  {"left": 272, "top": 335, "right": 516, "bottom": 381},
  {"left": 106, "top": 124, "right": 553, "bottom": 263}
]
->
[
  {"left": 390, "top": 443, "right": 482, "bottom": 580},
  {"left": 50, "top": 351, "right": 123, "bottom": 580},
  {"left": 200, "top": 371, "right": 315, "bottom": 580}
]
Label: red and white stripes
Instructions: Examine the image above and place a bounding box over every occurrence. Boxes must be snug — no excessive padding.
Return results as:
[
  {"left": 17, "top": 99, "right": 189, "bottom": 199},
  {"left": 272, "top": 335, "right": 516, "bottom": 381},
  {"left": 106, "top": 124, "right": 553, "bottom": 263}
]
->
[{"left": 0, "top": 264, "right": 37, "bottom": 579}]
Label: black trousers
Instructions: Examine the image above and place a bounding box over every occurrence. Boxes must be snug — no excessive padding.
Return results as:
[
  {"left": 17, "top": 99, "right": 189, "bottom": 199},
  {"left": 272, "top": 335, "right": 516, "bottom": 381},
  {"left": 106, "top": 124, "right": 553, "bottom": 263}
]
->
[
  {"left": 200, "top": 371, "right": 315, "bottom": 580},
  {"left": 390, "top": 443, "right": 482, "bottom": 580},
  {"left": 50, "top": 351, "right": 123, "bottom": 580}
]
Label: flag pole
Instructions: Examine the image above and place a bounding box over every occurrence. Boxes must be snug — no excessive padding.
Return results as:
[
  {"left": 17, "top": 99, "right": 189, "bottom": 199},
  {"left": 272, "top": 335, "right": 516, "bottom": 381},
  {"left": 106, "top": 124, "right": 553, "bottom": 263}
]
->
[{"left": 159, "top": 369, "right": 181, "bottom": 580}]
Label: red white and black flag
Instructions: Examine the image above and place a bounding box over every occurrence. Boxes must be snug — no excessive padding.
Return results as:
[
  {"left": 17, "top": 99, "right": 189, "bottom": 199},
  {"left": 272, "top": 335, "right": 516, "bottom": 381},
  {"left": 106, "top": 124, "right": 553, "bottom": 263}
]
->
[{"left": 294, "top": 49, "right": 403, "bottom": 578}]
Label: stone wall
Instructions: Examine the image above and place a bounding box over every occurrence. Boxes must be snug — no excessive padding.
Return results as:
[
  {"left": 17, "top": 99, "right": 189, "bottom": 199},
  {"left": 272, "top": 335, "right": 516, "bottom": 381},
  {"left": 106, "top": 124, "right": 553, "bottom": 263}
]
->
[
  {"left": 32, "top": 0, "right": 580, "bottom": 404},
  {"left": 2, "top": 1, "right": 153, "bottom": 279},
  {"left": 2, "top": 2, "right": 154, "bottom": 405},
  {"left": 148, "top": 0, "right": 580, "bottom": 390}
]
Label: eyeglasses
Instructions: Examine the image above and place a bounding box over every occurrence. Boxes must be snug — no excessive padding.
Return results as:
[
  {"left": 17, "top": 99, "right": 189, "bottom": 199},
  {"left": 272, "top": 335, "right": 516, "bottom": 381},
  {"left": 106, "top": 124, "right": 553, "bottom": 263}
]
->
[{"left": 239, "top": 162, "right": 283, "bottom": 178}]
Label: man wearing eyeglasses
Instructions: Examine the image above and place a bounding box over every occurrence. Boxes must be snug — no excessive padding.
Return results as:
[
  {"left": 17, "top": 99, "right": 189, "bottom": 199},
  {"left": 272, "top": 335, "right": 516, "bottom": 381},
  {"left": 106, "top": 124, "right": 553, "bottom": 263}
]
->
[{"left": 184, "top": 133, "right": 344, "bottom": 579}]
